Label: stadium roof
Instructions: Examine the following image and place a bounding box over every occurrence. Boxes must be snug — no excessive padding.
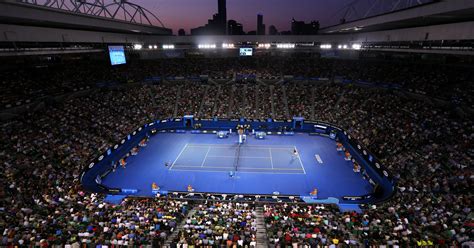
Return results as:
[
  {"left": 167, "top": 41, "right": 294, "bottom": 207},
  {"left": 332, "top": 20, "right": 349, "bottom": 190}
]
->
[
  {"left": 0, "top": 1, "right": 171, "bottom": 35},
  {"left": 320, "top": 0, "right": 474, "bottom": 34},
  {"left": 0, "top": 0, "right": 473, "bottom": 55}
]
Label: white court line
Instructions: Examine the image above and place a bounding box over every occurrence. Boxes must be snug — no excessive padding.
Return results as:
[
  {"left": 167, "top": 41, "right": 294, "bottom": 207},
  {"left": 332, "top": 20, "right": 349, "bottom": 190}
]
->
[
  {"left": 243, "top": 144, "right": 297, "bottom": 148},
  {"left": 169, "top": 143, "right": 188, "bottom": 170},
  {"left": 315, "top": 154, "right": 323, "bottom": 164},
  {"left": 190, "top": 146, "right": 293, "bottom": 150},
  {"left": 170, "top": 168, "right": 306, "bottom": 174},
  {"left": 174, "top": 165, "right": 234, "bottom": 169},
  {"left": 261, "top": 147, "right": 296, "bottom": 150},
  {"left": 269, "top": 148, "right": 274, "bottom": 169},
  {"left": 171, "top": 165, "right": 302, "bottom": 170},
  {"left": 187, "top": 144, "right": 295, "bottom": 149},
  {"left": 206, "top": 155, "right": 271, "bottom": 159},
  {"left": 169, "top": 143, "right": 304, "bottom": 174},
  {"left": 201, "top": 146, "right": 211, "bottom": 167},
  {"left": 240, "top": 167, "right": 303, "bottom": 170},
  {"left": 294, "top": 146, "right": 306, "bottom": 174}
]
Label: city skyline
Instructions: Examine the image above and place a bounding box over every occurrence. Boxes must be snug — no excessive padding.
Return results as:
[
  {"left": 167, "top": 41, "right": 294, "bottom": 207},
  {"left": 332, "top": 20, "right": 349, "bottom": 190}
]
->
[{"left": 132, "top": 0, "right": 354, "bottom": 34}]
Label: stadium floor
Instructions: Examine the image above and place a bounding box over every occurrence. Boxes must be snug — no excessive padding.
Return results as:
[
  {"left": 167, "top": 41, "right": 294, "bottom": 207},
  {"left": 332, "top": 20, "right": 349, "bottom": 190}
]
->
[{"left": 102, "top": 132, "right": 372, "bottom": 199}]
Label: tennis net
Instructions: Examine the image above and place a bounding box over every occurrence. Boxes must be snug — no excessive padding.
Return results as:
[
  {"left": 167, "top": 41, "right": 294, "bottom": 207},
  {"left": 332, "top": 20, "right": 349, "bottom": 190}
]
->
[{"left": 234, "top": 143, "right": 242, "bottom": 172}]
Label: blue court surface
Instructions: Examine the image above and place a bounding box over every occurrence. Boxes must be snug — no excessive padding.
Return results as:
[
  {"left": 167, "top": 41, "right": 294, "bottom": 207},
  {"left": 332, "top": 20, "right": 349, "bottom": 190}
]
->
[
  {"left": 102, "top": 132, "right": 372, "bottom": 199},
  {"left": 170, "top": 144, "right": 305, "bottom": 174}
]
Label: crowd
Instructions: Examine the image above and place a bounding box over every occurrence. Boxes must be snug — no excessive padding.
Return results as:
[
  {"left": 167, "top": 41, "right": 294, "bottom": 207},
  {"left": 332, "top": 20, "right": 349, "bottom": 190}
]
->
[
  {"left": 171, "top": 202, "right": 257, "bottom": 247},
  {"left": 0, "top": 56, "right": 472, "bottom": 246},
  {"left": 265, "top": 204, "right": 358, "bottom": 246},
  {"left": 2, "top": 56, "right": 472, "bottom": 110}
]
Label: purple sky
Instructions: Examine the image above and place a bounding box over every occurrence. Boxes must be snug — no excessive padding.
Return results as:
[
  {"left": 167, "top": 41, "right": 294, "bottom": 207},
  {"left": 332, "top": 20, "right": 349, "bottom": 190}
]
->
[
  {"left": 131, "top": 0, "right": 431, "bottom": 34},
  {"left": 133, "top": 0, "right": 353, "bottom": 34}
]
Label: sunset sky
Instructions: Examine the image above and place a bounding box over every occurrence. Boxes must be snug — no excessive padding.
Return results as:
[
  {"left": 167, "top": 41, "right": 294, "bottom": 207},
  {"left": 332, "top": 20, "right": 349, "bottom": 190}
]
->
[
  {"left": 131, "top": 0, "right": 431, "bottom": 34},
  {"left": 132, "top": 0, "right": 354, "bottom": 34}
]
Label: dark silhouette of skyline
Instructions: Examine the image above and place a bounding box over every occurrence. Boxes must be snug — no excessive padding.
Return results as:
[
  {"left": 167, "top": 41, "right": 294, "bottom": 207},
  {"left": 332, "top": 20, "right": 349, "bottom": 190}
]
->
[
  {"left": 132, "top": 0, "right": 349, "bottom": 34},
  {"left": 228, "top": 20, "right": 244, "bottom": 35},
  {"left": 257, "top": 14, "right": 265, "bottom": 35},
  {"left": 191, "top": 0, "right": 227, "bottom": 35},
  {"left": 131, "top": 0, "right": 433, "bottom": 35}
]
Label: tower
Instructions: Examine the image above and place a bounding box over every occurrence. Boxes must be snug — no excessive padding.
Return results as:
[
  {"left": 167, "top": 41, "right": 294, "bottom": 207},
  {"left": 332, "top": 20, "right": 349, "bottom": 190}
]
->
[
  {"left": 257, "top": 13, "right": 265, "bottom": 35},
  {"left": 218, "top": 0, "right": 227, "bottom": 34}
]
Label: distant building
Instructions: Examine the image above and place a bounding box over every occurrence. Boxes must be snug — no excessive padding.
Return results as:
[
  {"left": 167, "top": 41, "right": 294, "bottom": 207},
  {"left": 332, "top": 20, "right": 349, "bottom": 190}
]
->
[
  {"left": 257, "top": 14, "right": 265, "bottom": 35},
  {"left": 228, "top": 20, "right": 245, "bottom": 35},
  {"left": 178, "top": 29, "right": 186, "bottom": 36},
  {"left": 268, "top": 25, "right": 278, "bottom": 35},
  {"left": 218, "top": 0, "right": 226, "bottom": 28},
  {"left": 191, "top": 0, "right": 227, "bottom": 35},
  {"left": 247, "top": 30, "right": 257, "bottom": 35},
  {"left": 291, "top": 18, "right": 319, "bottom": 35}
]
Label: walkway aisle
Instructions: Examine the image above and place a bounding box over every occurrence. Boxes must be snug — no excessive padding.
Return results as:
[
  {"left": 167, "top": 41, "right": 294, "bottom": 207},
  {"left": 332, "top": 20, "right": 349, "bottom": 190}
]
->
[
  {"left": 269, "top": 85, "right": 276, "bottom": 119},
  {"left": 310, "top": 87, "right": 316, "bottom": 120},
  {"left": 229, "top": 84, "right": 236, "bottom": 117},
  {"left": 281, "top": 85, "right": 290, "bottom": 119},
  {"left": 334, "top": 88, "right": 347, "bottom": 108},
  {"left": 212, "top": 85, "right": 222, "bottom": 116},
  {"left": 241, "top": 84, "right": 248, "bottom": 117},
  {"left": 173, "top": 85, "right": 181, "bottom": 117},
  {"left": 164, "top": 207, "right": 196, "bottom": 247},
  {"left": 197, "top": 85, "right": 209, "bottom": 117},
  {"left": 255, "top": 206, "right": 269, "bottom": 248},
  {"left": 255, "top": 84, "right": 260, "bottom": 116}
]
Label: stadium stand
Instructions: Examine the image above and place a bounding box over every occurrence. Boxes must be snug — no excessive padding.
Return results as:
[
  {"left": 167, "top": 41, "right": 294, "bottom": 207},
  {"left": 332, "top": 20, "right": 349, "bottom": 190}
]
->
[
  {"left": 0, "top": 56, "right": 472, "bottom": 246},
  {"left": 0, "top": 0, "right": 473, "bottom": 246}
]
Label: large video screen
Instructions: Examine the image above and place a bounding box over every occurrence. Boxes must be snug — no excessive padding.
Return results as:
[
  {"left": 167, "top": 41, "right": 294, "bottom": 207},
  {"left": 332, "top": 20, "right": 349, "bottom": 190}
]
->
[
  {"left": 239, "top": 48, "right": 253, "bottom": 56},
  {"left": 108, "top": 46, "right": 126, "bottom": 65}
]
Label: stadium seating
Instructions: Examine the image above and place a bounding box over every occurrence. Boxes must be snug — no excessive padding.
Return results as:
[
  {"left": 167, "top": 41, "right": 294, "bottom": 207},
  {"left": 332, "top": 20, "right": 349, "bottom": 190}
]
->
[
  {"left": 172, "top": 202, "right": 257, "bottom": 247},
  {"left": 0, "top": 57, "right": 472, "bottom": 247}
]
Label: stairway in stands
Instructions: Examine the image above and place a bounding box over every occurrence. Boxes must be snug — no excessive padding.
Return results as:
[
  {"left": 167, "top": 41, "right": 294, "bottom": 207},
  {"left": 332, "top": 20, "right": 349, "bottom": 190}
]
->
[
  {"left": 197, "top": 85, "right": 209, "bottom": 118},
  {"left": 255, "top": 84, "right": 260, "bottom": 116},
  {"left": 310, "top": 87, "right": 316, "bottom": 120},
  {"left": 228, "top": 85, "right": 236, "bottom": 117},
  {"left": 255, "top": 206, "right": 269, "bottom": 248},
  {"left": 269, "top": 85, "right": 276, "bottom": 119},
  {"left": 281, "top": 85, "right": 290, "bottom": 119},
  {"left": 212, "top": 85, "right": 222, "bottom": 117},
  {"left": 334, "top": 88, "right": 348, "bottom": 108},
  {"left": 173, "top": 86, "right": 181, "bottom": 117},
  {"left": 164, "top": 207, "right": 196, "bottom": 247},
  {"left": 146, "top": 86, "right": 158, "bottom": 107},
  {"left": 146, "top": 86, "right": 162, "bottom": 118}
]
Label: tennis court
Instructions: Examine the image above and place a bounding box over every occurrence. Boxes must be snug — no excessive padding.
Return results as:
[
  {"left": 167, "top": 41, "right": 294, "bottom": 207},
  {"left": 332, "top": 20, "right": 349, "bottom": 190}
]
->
[
  {"left": 170, "top": 144, "right": 306, "bottom": 174},
  {"left": 101, "top": 132, "right": 372, "bottom": 198}
]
